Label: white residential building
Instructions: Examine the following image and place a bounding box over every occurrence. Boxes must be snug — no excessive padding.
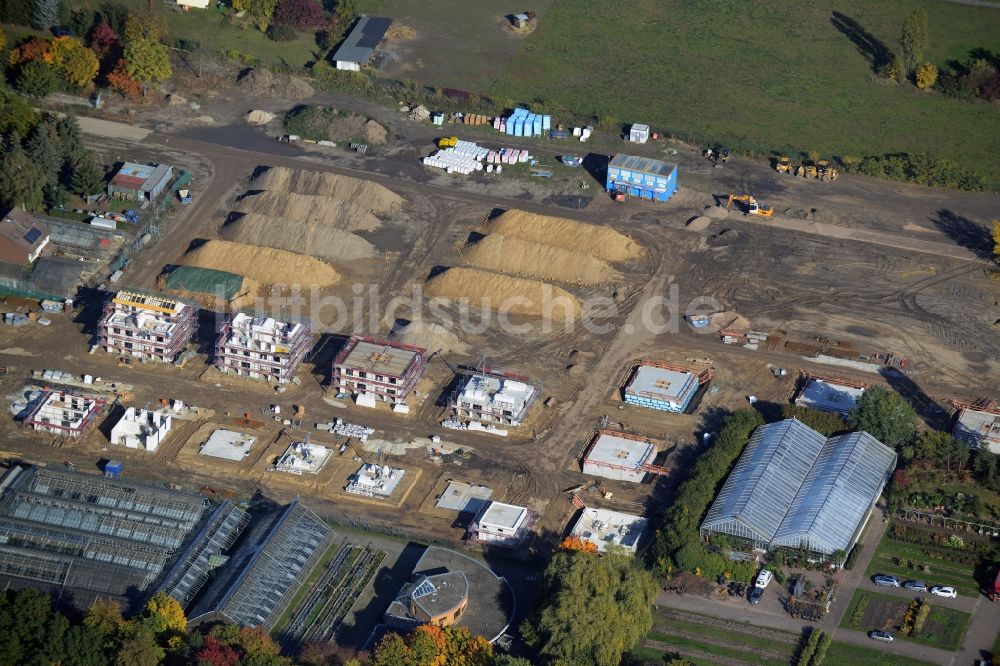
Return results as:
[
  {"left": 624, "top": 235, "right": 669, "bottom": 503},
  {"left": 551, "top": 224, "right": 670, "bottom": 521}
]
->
[
  {"left": 570, "top": 508, "right": 649, "bottom": 554},
  {"left": 110, "top": 407, "right": 173, "bottom": 452},
  {"left": 215, "top": 313, "right": 311, "bottom": 384},
  {"left": 469, "top": 501, "right": 532, "bottom": 547},
  {"left": 274, "top": 439, "right": 332, "bottom": 475},
  {"left": 450, "top": 371, "right": 539, "bottom": 427},
  {"left": 345, "top": 464, "right": 405, "bottom": 498},
  {"left": 24, "top": 390, "right": 104, "bottom": 438},
  {"left": 794, "top": 377, "right": 866, "bottom": 414},
  {"left": 582, "top": 430, "right": 667, "bottom": 483},
  {"left": 98, "top": 291, "right": 198, "bottom": 363}
]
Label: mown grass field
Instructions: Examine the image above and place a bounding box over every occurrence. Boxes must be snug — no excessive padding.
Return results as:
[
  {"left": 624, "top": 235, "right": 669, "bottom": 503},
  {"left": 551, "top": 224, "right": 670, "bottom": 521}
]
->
[
  {"left": 65, "top": 0, "right": 320, "bottom": 69},
  {"left": 841, "top": 589, "right": 971, "bottom": 651},
  {"left": 865, "top": 532, "right": 980, "bottom": 596},
  {"left": 489, "top": 0, "right": 1000, "bottom": 177},
  {"left": 632, "top": 607, "right": 936, "bottom": 666}
]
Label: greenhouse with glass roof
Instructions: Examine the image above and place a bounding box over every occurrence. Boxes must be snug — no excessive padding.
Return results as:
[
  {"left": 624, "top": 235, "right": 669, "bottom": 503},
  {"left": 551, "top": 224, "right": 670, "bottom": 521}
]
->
[{"left": 700, "top": 418, "right": 897, "bottom": 556}]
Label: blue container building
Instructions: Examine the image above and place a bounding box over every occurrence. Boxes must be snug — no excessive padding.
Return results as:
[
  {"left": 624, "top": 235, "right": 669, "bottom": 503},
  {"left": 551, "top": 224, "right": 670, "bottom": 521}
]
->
[{"left": 606, "top": 154, "right": 678, "bottom": 202}]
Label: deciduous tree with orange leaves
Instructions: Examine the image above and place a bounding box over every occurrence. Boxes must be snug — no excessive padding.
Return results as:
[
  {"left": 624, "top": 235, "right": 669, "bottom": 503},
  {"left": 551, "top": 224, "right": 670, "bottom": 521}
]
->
[{"left": 559, "top": 536, "right": 598, "bottom": 553}]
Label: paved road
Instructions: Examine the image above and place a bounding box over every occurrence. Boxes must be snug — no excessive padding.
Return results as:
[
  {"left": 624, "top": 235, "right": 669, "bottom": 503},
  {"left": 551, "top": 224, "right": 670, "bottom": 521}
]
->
[{"left": 654, "top": 591, "right": 955, "bottom": 665}]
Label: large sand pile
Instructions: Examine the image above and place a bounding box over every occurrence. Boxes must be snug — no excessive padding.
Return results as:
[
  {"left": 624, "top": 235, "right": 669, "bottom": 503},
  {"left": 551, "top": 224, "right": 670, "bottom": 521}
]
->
[
  {"left": 253, "top": 167, "right": 404, "bottom": 214},
  {"left": 709, "top": 310, "right": 751, "bottom": 331},
  {"left": 425, "top": 267, "right": 581, "bottom": 319},
  {"left": 390, "top": 319, "right": 469, "bottom": 355},
  {"left": 181, "top": 240, "right": 341, "bottom": 288},
  {"left": 222, "top": 213, "right": 376, "bottom": 262},
  {"left": 234, "top": 191, "right": 384, "bottom": 232},
  {"left": 236, "top": 68, "right": 314, "bottom": 100},
  {"left": 484, "top": 210, "right": 642, "bottom": 263},
  {"left": 462, "top": 234, "right": 619, "bottom": 285}
]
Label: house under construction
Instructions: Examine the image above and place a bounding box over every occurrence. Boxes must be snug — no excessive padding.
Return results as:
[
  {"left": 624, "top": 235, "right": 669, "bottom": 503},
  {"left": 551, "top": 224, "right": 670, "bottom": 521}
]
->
[
  {"left": 449, "top": 367, "right": 540, "bottom": 427},
  {"left": 98, "top": 290, "right": 198, "bottom": 363},
  {"left": 0, "top": 466, "right": 248, "bottom": 611},
  {"left": 952, "top": 398, "right": 1000, "bottom": 453},
  {"left": 23, "top": 390, "right": 105, "bottom": 438},
  {"left": 581, "top": 429, "right": 669, "bottom": 482},
  {"left": 214, "top": 312, "right": 311, "bottom": 384},
  {"left": 468, "top": 501, "right": 534, "bottom": 547},
  {"left": 331, "top": 336, "right": 427, "bottom": 407},
  {"left": 623, "top": 360, "right": 711, "bottom": 413}
]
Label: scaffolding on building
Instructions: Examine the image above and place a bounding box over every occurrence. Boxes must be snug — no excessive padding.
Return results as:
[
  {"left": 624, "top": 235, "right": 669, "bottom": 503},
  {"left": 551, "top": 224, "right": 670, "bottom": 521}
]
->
[
  {"left": 213, "top": 313, "right": 312, "bottom": 384},
  {"left": 581, "top": 429, "right": 670, "bottom": 476}
]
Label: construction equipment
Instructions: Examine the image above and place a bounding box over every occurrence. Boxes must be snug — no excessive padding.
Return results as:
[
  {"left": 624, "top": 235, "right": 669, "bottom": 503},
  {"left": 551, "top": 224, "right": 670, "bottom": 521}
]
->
[
  {"left": 816, "top": 159, "right": 838, "bottom": 181},
  {"left": 795, "top": 161, "right": 818, "bottom": 179},
  {"left": 437, "top": 136, "right": 459, "bottom": 149},
  {"left": 775, "top": 156, "right": 793, "bottom": 174},
  {"left": 725, "top": 194, "right": 774, "bottom": 218}
]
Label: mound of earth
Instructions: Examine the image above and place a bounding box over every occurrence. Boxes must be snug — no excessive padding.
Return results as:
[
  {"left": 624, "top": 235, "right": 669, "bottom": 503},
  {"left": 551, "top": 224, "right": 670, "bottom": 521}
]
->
[
  {"left": 687, "top": 216, "right": 712, "bottom": 230},
  {"left": 180, "top": 240, "right": 340, "bottom": 288},
  {"left": 462, "top": 234, "right": 618, "bottom": 285},
  {"left": 705, "top": 206, "right": 729, "bottom": 219},
  {"left": 390, "top": 319, "right": 469, "bottom": 355},
  {"left": 252, "top": 167, "right": 404, "bottom": 214},
  {"left": 364, "top": 119, "right": 388, "bottom": 145},
  {"left": 425, "top": 267, "right": 581, "bottom": 319},
  {"left": 236, "top": 68, "right": 313, "bottom": 100},
  {"left": 709, "top": 310, "right": 751, "bottom": 331},
  {"left": 234, "top": 191, "right": 383, "bottom": 232},
  {"left": 222, "top": 213, "right": 376, "bottom": 262},
  {"left": 484, "top": 209, "right": 642, "bottom": 262},
  {"left": 245, "top": 109, "right": 275, "bottom": 125}
]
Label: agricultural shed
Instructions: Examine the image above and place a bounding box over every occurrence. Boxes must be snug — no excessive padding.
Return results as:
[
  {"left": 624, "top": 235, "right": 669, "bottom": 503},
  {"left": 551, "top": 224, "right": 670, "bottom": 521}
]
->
[
  {"left": 700, "top": 419, "right": 897, "bottom": 556},
  {"left": 333, "top": 16, "right": 392, "bottom": 71},
  {"left": 606, "top": 154, "right": 677, "bottom": 202}
]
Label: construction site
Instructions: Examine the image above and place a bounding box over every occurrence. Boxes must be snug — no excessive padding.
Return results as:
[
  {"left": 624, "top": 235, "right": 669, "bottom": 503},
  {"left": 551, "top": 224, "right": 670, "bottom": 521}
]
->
[{"left": 0, "top": 80, "right": 996, "bottom": 659}]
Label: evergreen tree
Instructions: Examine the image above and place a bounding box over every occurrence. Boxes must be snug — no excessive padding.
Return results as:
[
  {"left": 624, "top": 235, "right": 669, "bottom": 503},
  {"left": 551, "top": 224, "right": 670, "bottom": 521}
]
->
[
  {"left": 15, "top": 59, "right": 59, "bottom": 97},
  {"left": 0, "top": 134, "right": 46, "bottom": 210},
  {"left": 71, "top": 154, "right": 104, "bottom": 196},
  {"left": 31, "top": 0, "right": 61, "bottom": 29},
  {"left": 900, "top": 9, "right": 929, "bottom": 76}
]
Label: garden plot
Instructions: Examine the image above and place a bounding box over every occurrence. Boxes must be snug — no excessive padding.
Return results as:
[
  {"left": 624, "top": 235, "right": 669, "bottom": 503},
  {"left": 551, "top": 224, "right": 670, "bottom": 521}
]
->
[
  {"left": 840, "top": 589, "right": 970, "bottom": 651},
  {"left": 864, "top": 526, "right": 981, "bottom": 597}
]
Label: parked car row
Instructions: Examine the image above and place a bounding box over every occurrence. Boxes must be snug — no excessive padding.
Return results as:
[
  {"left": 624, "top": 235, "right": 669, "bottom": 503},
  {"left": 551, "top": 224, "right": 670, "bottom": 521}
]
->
[{"left": 872, "top": 575, "right": 957, "bottom": 598}]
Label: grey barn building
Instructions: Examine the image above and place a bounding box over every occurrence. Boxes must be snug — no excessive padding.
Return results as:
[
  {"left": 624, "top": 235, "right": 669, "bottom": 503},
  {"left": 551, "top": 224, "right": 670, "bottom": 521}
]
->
[
  {"left": 700, "top": 419, "right": 897, "bottom": 556},
  {"left": 333, "top": 15, "right": 392, "bottom": 70}
]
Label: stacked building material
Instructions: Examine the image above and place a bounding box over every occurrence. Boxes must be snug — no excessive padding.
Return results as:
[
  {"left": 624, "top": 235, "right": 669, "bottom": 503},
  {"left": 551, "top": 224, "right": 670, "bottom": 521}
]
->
[{"left": 498, "top": 108, "right": 551, "bottom": 137}]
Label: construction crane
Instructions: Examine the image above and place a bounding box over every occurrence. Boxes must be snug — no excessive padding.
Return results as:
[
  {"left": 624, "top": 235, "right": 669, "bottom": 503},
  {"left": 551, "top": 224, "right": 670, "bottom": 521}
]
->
[{"left": 725, "top": 194, "right": 774, "bottom": 218}]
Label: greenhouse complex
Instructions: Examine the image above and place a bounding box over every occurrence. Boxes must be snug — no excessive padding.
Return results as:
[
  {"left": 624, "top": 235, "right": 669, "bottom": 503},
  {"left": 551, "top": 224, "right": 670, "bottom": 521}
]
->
[{"left": 700, "top": 418, "right": 897, "bottom": 556}]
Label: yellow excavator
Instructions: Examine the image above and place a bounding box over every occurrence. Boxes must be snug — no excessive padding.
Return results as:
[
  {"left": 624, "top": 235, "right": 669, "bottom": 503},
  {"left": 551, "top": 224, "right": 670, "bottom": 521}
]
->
[
  {"left": 775, "top": 156, "right": 793, "bottom": 174},
  {"left": 725, "top": 194, "right": 774, "bottom": 218}
]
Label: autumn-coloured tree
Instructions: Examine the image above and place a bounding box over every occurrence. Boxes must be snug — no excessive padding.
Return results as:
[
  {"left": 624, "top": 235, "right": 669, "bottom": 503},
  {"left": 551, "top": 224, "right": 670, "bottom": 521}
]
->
[
  {"left": 84, "top": 597, "right": 125, "bottom": 638},
  {"left": 0, "top": 26, "right": 6, "bottom": 52},
  {"left": 123, "top": 12, "right": 168, "bottom": 44},
  {"left": 49, "top": 36, "right": 99, "bottom": 88},
  {"left": 88, "top": 22, "right": 120, "bottom": 60},
  {"left": 993, "top": 221, "right": 1000, "bottom": 265},
  {"left": 915, "top": 62, "right": 938, "bottom": 90},
  {"left": 124, "top": 38, "right": 171, "bottom": 93},
  {"left": 10, "top": 37, "right": 52, "bottom": 65},
  {"left": 559, "top": 536, "right": 599, "bottom": 553},
  {"left": 232, "top": 0, "right": 279, "bottom": 31},
  {"left": 143, "top": 591, "right": 187, "bottom": 636},
  {"left": 196, "top": 636, "right": 241, "bottom": 666},
  {"left": 274, "top": 0, "right": 324, "bottom": 30},
  {"left": 107, "top": 58, "right": 141, "bottom": 100},
  {"left": 372, "top": 625, "right": 494, "bottom": 666}
]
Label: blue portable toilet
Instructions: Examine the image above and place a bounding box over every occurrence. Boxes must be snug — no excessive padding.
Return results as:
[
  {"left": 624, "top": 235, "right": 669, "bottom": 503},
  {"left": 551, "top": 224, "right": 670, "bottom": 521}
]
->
[
  {"left": 532, "top": 116, "right": 542, "bottom": 136},
  {"left": 104, "top": 460, "right": 123, "bottom": 479},
  {"left": 542, "top": 115, "right": 551, "bottom": 131}
]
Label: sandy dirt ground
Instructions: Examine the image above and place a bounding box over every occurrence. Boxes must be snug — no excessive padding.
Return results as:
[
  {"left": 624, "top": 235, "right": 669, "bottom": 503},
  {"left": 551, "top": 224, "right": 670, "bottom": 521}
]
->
[{"left": 15, "top": 71, "right": 999, "bottom": 558}]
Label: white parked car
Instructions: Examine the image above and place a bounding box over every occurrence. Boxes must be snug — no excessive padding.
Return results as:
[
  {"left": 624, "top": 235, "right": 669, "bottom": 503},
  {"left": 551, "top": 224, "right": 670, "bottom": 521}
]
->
[
  {"left": 755, "top": 569, "right": 774, "bottom": 589},
  {"left": 930, "top": 586, "right": 957, "bottom": 598}
]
